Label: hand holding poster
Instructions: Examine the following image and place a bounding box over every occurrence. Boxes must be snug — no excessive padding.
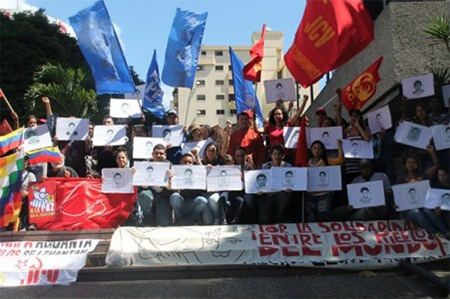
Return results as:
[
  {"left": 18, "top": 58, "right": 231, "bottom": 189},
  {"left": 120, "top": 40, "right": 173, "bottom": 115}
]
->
[
  {"left": 343, "top": 139, "right": 374, "bottom": 159},
  {"left": 367, "top": 106, "right": 392, "bottom": 134},
  {"left": 55, "top": 117, "right": 89, "bottom": 141},
  {"left": 152, "top": 125, "right": 184, "bottom": 146},
  {"left": 206, "top": 165, "right": 242, "bottom": 192},
  {"left": 307, "top": 166, "right": 341, "bottom": 192},
  {"left": 402, "top": 73, "right": 434, "bottom": 100},
  {"left": 92, "top": 125, "right": 128, "bottom": 147},
  {"left": 431, "top": 125, "right": 450, "bottom": 151},
  {"left": 394, "top": 121, "right": 432, "bottom": 150},
  {"left": 133, "top": 137, "right": 166, "bottom": 159},
  {"left": 263, "top": 78, "right": 296, "bottom": 103},
  {"left": 102, "top": 168, "right": 134, "bottom": 194},
  {"left": 244, "top": 169, "right": 271, "bottom": 194},
  {"left": 424, "top": 188, "right": 450, "bottom": 211},
  {"left": 347, "top": 180, "right": 385, "bottom": 209},
  {"left": 270, "top": 167, "right": 307, "bottom": 191},
  {"left": 24, "top": 125, "right": 53, "bottom": 152},
  {"left": 133, "top": 161, "right": 170, "bottom": 187},
  {"left": 392, "top": 180, "right": 430, "bottom": 211},
  {"left": 110, "top": 98, "right": 142, "bottom": 118},
  {"left": 171, "top": 165, "right": 207, "bottom": 190}
]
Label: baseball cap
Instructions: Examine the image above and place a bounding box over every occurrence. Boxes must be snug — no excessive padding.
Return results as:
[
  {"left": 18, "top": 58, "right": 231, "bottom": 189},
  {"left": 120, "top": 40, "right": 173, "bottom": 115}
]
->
[
  {"left": 238, "top": 109, "right": 254, "bottom": 119},
  {"left": 359, "top": 159, "right": 372, "bottom": 167},
  {"left": 315, "top": 107, "right": 326, "bottom": 115},
  {"left": 167, "top": 110, "right": 178, "bottom": 117}
]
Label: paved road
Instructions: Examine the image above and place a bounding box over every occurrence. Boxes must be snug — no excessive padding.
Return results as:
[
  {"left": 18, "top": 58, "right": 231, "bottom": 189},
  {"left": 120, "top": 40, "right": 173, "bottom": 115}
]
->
[{"left": 1, "top": 269, "right": 449, "bottom": 298}]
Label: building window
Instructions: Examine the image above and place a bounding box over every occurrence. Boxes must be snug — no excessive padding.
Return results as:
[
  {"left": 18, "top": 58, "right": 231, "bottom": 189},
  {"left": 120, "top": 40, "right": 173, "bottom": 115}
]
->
[
  {"left": 215, "top": 65, "right": 224, "bottom": 71},
  {"left": 197, "top": 95, "right": 206, "bottom": 101},
  {"left": 196, "top": 80, "right": 205, "bottom": 86},
  {"left": 216, "top": 109, "right": 225, "bottom": 115},
  {"left": 228, "top": 79, "right": 233, "bottom": 85},
  {"left": 215, "top": 80, "right": 224, "bottom": 86},
  {"left": 228, "top": 65, "right": 232, "bottom": 71},
  {"left": 230, "top": 109, "right": 237, "bottom": 115},
  {"left": 197, "top": 65, "right": 205, "bottom": 71},
  {"left": 228, "top": 94, "right": 235, "bottom": 102},
  {"left": 216, "top": 94, "right": 225, "bottom": 100},
  {"left": 215, "top": 51, "right": 223, "bottom": 56},
  {"left": 197, "top": 110, "right": 206, "bottom": 116},
  {"left": 201, "top": 51, "right": 207, "bottom": 56}
]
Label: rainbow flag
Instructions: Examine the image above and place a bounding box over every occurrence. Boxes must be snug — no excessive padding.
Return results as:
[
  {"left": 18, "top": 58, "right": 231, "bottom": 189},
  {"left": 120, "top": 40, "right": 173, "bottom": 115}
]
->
[
  {"left": 0, "top": 127, "right": 24, "bottom": 156},
  {"left": 27, "top": 146, "right": 62, "bottom": 165},
  {"left": 0, "top": 152, "right": 24, "bottom": 229}
]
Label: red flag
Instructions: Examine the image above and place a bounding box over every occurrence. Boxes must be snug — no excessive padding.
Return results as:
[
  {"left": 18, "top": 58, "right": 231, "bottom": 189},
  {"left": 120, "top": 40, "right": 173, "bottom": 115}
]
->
[
  {"left": 0, "top": 119, "right": 13, "bottom": 136},
  {"left": 341, "top": 57, "right": 383, "bottom": 111},
  {"left": 28, "top": 178, "right": 136, "bottom": 230},
  {"left": 243, "top": 24, "right": 266, "bottom": 82},
  {"left": 284, "top": 0, "right": 374, "bottom": 88},
  {"left": 294, "top": 116, "right": 308, "bottom": 167},
  {"left": 0, "top": 89, "right": 4, "bottom": 98}
]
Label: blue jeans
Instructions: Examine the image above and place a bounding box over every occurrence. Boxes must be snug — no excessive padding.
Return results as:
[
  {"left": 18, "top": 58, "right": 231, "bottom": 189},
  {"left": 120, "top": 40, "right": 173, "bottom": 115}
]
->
[
  {"left": 305, "top": 192, "right": 333, "bottom": 222},
  {"left": 203, "top": 192, "right": 225, "bottom": 224},
  {"left": 170, "top": 192, "right": 207, "bottom": 225},
  {"left": 401, "top": 208, "right": 449, "bottom": 235}
]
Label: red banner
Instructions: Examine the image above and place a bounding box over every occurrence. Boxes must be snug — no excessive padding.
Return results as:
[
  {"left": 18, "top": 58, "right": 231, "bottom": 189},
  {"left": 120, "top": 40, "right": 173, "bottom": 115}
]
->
[
  {"left": 341, "top": 57, "right": 383, "bottom": 111},
  {"left": 284, "top": 0, "right": 374, "bottom": 88},
  {"left": 0, "top": 119, "right": 13, "bottom": 136},
  {"left": 28, "top": 178, "right": 136, "bottom": 230}
]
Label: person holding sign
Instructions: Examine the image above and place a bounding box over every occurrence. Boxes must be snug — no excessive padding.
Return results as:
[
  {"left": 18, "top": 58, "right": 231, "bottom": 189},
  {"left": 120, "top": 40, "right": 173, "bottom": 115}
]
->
[{"left": 430, "top": 167, "right": 450, "bottom": 234}]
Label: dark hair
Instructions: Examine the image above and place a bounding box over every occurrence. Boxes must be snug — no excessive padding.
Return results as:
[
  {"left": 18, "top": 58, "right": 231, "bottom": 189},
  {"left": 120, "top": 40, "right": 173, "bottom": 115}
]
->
[
  {"left": 268, "top": 106, "right": 288, "bottom": 127},
  {"left": 116, "top": 149, "right": 129, "bottom": 159},
  {"left": 285, "top": 170, "right": 294, "bottom": 176},
  {"left": 321, "top": 131, "right": 330, "bottom": 137},
  {"left": 360, "top": 187, "right": 369, "bottom": 193},
  {"left": 152, "top": 143, "right": 166, "bottom": 152},
  {"left": 25, "top": 115, "right": 38, "bottom": 127},
  {"left": 349, "top": 109, "right": 365, "bottom": 128},
  {"left": 270, "top": 144, "right": 285, "bottom": 155},
  {"left": 319, "top": 171, "right": 327, "bottom": 176},
  {"left": 234, "top": 145, "right": 246, "bottom": 155},
  {"left": 413, "top": 80, "right": 422, "bottom": 86},
  {"left": 276, "top": 83, "right": 283, "bottom": 88},
  {"left": 309, "top": 140, "right": 329, "bottom": 166},
  {"left": 402, "top": 154, "right": 422, "bottom": 174},
  {"left": 256, "top": 174, "right": 266, "bottom": 180}
]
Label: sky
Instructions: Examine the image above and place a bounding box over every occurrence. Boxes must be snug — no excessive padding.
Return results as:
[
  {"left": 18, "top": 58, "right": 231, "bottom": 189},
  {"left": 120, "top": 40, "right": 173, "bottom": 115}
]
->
[{"left": 1, "top": 0, "right": 308, "bottom": 109}]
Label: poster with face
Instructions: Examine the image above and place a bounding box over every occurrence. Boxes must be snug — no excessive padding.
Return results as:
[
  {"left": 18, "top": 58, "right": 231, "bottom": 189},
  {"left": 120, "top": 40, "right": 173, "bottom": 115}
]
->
[
  {"left": 402, "top": 73, "right": 434, "bottom": 100},
  {"left": 171, "top": 165, "right": 207, "bottom": 190},
  {"left": 392, "top": 180, "right": 430, "bottom": 211},
  {"left": 152, "top": 125, "right": 184, "bottom": 146},
  {"left": 442, "top": 85, "right": 450, "bottom": 108},
  {"left": 394, "top": 121, "right": 432, "bottom": 150},
  {"left": 181, "top": 138, "right": 212, "bottom": 158},
  {"left": 133, "top": 137, "right": 166, "bottom": 159},
  {"left": 55, "top": 117, "right": 89, "bottom": 141},
  {"left": 306, "top": 166, "right": 342, "bottom": 192},
  {"left": 347, "top": 180, "right": 385, "bottom": 209},
  {"left": 367, "top": 105, "right": 392, "bottom": 134},
  {"left": 23, "top": 125, "right": 53, "bottom": 152},
  {"left": 283, "top": 127, "right": 301, "bottom": 149},
  {"left": 342, "top": 139, "right": 374, "bottom": 159},
  {"left": 263, "top": 78, "right": 296, "bottom": 103},
  {"left": 270, "top": 167, "right": 307, "bottom": 191},
  {"left": 102, "top": 168, "right": 134, "bottom": 194},
  {"left": 431, "top": 125, "right": 450, "bottom": 151},
  {"left": 206, "top": 165, "right": 242, "bottom": 192},
  {"left": 424, "top": 188, "right": 450, "bottom": 211},
  {"left": 92, "top": 125, "right": 128, "bottom": 147},
  {"left": 133, "top": 161, "right": 170, "bottom": 187},
  {"left": 244, "top": 169, "right": 272, "bottom": 194},
  {"left": 307, "top": 126, "right": 342, "bottom": 150},
  {"left": 109, "top": 98, "right": 142, "bottom": 118}
]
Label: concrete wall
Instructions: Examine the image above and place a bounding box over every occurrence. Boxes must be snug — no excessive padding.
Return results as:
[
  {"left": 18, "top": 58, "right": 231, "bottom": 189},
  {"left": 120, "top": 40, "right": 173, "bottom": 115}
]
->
[{"left": 308, "top": 0, "right": 450, "bottom": 126}]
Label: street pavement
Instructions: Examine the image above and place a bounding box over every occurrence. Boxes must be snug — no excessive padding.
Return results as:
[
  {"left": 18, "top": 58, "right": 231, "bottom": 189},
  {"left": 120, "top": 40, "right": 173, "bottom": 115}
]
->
[{"left": 1, "top": 268, "right": 449, "bottom": 298}]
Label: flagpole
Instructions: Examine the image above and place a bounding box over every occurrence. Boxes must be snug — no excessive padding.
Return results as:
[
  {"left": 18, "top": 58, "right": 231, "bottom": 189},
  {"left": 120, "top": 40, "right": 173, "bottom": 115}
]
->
[
  {"left": 321, "top": 94, "right": 338, "bottom": 108},
  {"left": 184, "top": 89, "right": 194, "bottom": 125}
]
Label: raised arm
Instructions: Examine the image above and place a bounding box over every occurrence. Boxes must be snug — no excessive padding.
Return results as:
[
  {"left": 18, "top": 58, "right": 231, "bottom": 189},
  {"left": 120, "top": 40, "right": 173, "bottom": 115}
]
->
[
  {"left": 334, "top": 88, "right": 344, "bottom": 127},
  {"left": 425, "top": 143, "right": 439, "bottom": 179},
  {"left": 289, "top": 95, "right": 309, "bottom": 126}
]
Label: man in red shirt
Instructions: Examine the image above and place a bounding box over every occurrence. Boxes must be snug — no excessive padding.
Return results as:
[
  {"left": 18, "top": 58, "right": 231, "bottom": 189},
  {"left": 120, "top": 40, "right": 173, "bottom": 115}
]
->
[{"left": 227, "top": 110, "right": 266, "bottom": 169}]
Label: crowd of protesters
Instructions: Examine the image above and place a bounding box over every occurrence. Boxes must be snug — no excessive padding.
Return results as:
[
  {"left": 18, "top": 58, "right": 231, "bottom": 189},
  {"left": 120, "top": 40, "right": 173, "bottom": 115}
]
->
[{"left": 2, "top": 89, "right": 449, "bottom": 238}]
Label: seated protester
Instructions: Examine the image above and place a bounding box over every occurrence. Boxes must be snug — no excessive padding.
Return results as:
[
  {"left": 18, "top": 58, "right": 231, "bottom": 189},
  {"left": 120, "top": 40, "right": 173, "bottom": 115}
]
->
[
  {"left": 305, "top": 139, "right": 345, "bottom": 222},
  {"left": 396, "top": 146, "right": 448, "bottom": 237},
  {"left": 349, "top": 159, "right": 395, "bottom": 221},
  {"left": 428, "top": 95, "right": 449, "bottom": 125},
  {"left": 58, "top": 139, "right": 88, "bottom": 178},
  {"left": 19, "top": 155, "right": 37, "bottom": 231},
  {"left": 46, "top": 153, "right": 78, "bottom": 178},
  {"left": 169, "top": 153, "right": 209, "bottom": 226},
  {"left": 431, "top": 167, "right": 450, "bottom": 232},
  {"left": 258, "top": 144, "right": 292, "bottom": 224}
]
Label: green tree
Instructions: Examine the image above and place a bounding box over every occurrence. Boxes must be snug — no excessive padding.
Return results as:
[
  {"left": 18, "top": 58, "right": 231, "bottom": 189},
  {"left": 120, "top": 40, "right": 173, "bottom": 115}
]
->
[{"left": 24, "top": 63, "right": 98, "bottom": 118}]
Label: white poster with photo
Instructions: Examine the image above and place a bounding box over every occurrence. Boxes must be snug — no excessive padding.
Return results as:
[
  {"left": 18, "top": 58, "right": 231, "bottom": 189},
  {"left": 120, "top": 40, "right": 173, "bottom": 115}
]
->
[
  {"left": 402, "top": 73, "right": 434, "bottom": 100},
  {"left": 307, "top": 126, "right": 342, "bottom": 150},
  {"left": 343, "top": 139, "right": 374, "bottom": 159},
  {"left": 92, "top": 125, "right": 128, "bottom": 147},
  {"left": 263, "top": 78, "right": 296, "bottom": 103},
  {"left": 152, "top": 125, "right": 184, "bottom": 146},
  {"left": 23, "top": 125, "right": 53, "bottom": 152},
  {"left": 102, "top": 168, "right": 134, "bottom": 194},
  {"left": 110, "top": 98, "right": 142, "bottom": 118},
  {"left": 181, "top": 138, "right": 212, "bottom": 158},
  {"left": 206, "top": 165, "right": 242, "bottom": 192},
  {"left": 347, "top": 180, "right": 385, "bottom": 209},
  {"left": 443, "top": 85, "right": 450, "bottom": 108},
  {"left": 171, "top": 165, "right": 207, "bottom": 190},
  {"left": 244, "top": 169, "right": 272, "bottom": 194},
  {"left": 394, "top": 121, "right": 432, "bottom": 150},
  {"left": 55, "top": 117, "right": 89, "bottom": 141},
  {"left": 133, "top": 161, "right": 171, "bottom": 187},
  {"left": 424, "top": 188, "right": 450, "bottom": 211},
  {"left": 306, "top": 166, "right": 342, "bottom": 192},
  {"left": 392, "top": 180, "right": 430, "bottom": 211},
  {"left": 367, "top": 105, "right": 392, "bottom": 134},
  {"left": 431, "top": 125, "right": 450, "bottom": 151},
  {"left": 133, "top": 137, "right": 166, "bottom": 159},
  {"left": 271, "top": 167, "right": 307, "bottom": 191},
  {"left": 283, "top": 127, "right": 301, "bottom": 149}
]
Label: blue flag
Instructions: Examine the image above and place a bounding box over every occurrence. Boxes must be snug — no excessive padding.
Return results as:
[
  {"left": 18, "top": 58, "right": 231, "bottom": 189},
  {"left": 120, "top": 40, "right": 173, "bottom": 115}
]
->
[
  {"left": 229, "top": 47, "right": 264, "bottom": 128},
  {"left": 69, "top": 0, "right": 135, "bottom": 95},
  {"left": 143, "top": 50, "right": 165, "bottom": 119},
  {"left": 162, "top": 8, "right": 207, "bottom": 89}
]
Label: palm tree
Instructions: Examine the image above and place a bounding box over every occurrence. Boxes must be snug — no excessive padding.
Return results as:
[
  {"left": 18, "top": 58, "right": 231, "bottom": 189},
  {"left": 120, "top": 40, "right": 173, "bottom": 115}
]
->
[{"left": 24, "top": 63, "right": 98, "bottom": 118}]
